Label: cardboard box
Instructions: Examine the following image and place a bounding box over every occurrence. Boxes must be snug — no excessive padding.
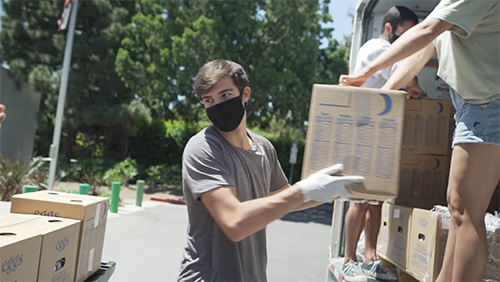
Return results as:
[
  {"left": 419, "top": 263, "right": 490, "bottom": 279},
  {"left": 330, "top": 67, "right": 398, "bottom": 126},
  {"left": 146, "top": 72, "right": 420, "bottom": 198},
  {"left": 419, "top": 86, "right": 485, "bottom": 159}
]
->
[
  {"left": 396, "top": 153, "right": 450, "bottom": 209},
  {"left": 11, "top": 191, "right": 109, "bottom": 282},
  {"left": 402, "top": 99, "right": 454, "bottom": 156},
  {"left": 32, "top": 216, "right": 80, "bottom": 282},
  {"left": 377, "top": 202, "right": 392, "bottom": 258},
  {"left": 0, "top": 213, "right": 80, "bottom": 282},
  {"left": 386, "top": 205, "right": 412, "bottom": 270},
  {"left": 302, "top": 85, "right": 407, "bottom": 201},
  {"left": 408, "top": 208, "right": 449, "bottom": 282},
  {"left": 433, "top": 76, "right": 451, "bottom": 101},
  {"left": 0, "top": 214, "right": 43, "bottom": 282}
]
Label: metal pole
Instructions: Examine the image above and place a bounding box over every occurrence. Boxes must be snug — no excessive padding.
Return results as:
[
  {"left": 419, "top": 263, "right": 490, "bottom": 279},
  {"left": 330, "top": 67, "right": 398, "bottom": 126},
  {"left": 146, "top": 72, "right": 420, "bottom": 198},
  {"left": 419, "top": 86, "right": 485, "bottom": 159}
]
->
[
  {"left": 48, "top": 0, "right": 79, "bottom": 190},
  {"left": 289, "top": 164, "right": 294, "bottom": 184}
]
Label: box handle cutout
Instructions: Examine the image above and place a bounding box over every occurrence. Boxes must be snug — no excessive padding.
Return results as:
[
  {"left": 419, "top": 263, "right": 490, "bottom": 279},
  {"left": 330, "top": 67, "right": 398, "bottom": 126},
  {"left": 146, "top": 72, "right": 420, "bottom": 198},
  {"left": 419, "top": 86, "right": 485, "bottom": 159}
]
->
[
  {"left": 48, "top": 220, "right": 63, "bottom": 223},
  {"left": 70, "top": 199, "right": 83, "bottom": 202},
  {"left": 418, "top": 233, "right": 426, "bottom": 241},
  {"left": 398, "top": 226, "right": 403, "bottom": 233},
  {"left": 0, "top": 232, "right": 16, "bottom": 237},
  {"left": 54, "top": 257, "right": 66, "bottom": 271},
  {"left": 383, "top": 221, "right": 387, "bottom": 226}
]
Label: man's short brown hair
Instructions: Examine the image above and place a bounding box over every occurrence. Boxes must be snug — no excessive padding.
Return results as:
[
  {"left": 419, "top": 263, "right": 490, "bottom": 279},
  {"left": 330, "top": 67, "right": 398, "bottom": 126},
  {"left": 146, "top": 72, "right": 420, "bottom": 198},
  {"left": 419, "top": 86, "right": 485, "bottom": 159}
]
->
[{"left": 194, "top": 60, "right": 249, "bottom": 98}]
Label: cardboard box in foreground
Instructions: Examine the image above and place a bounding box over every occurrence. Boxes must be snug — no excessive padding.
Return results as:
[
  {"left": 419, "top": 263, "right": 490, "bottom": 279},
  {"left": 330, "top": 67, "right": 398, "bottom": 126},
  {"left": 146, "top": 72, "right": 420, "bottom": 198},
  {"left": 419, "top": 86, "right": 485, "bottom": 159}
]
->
[
  {"left": 407, "top": 208, "right": 449, "bottom": 282},
  {"left": 0, "top": 214, "right": 42, "bottom": 282},
  {"left": 0, "top": 213, "right": 80, "bottom": 282},
  {"left": 11, "top": 191, "right": 109, "bottom": 282},
  {"left": 302, "top": 85, "right": 407, "bottom": 201}
]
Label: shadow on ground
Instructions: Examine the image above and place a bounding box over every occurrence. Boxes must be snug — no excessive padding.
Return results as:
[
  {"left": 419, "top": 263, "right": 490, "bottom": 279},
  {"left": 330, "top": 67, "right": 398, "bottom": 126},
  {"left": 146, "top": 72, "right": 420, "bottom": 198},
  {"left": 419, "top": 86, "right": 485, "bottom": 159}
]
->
[{"left": 280, "top": 203, "right": 333, "bottom": 225}]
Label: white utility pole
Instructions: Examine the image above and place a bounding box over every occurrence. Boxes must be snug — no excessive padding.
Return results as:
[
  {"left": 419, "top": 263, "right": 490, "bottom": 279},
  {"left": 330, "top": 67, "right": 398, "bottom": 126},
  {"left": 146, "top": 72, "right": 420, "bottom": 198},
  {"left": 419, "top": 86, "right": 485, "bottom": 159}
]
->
[{"left": 48, "top": 0, "right": 79, "bottom": 190}]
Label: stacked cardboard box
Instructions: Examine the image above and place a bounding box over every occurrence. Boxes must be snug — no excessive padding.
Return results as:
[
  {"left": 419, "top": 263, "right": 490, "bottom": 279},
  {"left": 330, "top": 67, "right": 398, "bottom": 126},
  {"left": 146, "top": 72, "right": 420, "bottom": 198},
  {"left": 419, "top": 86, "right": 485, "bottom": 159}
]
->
[
  {"left": 10, "top": 191, "right": 109, "bottom": 282},
  {"left": 407, "top": 208, "right": 449, "bottom": 282},
  {"left": 396, "top": 99, "right": 454, "bottom": 209},
  {"left": 377, "top": 203, "right": 413, "bottom": 271},
  {"left": 0, "top": 213, "right": 80, "bottom": 282},
  {"left": 0, "top": 216, "right": 42, "bottom": 282}
]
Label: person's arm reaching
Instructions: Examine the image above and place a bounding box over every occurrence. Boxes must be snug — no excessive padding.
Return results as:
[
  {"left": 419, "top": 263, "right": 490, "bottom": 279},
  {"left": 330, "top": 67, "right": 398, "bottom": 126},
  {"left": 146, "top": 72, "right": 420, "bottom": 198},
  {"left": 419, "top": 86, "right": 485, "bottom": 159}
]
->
[
  {"left": 382, "top": 43, "right": 437, "bottom": 93},
  {"left": 200, "top": 164, "right": 363, "bottom": 242},
  {"left": 339, "top": 18, "right": 453, "bottom": 87}
]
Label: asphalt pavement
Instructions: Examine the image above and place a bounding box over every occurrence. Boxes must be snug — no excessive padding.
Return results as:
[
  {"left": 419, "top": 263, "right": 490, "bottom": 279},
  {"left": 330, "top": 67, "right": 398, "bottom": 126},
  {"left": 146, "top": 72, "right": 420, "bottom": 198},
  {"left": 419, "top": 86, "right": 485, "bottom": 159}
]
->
[{"left": 0, "top": 199, "right": 335, "bottom": 282}]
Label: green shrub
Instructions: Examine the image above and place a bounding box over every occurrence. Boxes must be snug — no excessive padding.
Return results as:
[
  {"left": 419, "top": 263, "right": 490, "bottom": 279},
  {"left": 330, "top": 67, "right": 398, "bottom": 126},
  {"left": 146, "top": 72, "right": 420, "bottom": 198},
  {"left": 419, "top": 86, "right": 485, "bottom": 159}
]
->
[
  {"left": 103, "top": 157, "right": 138, "bottom": 187},
  {"left": 145, "top": 164, "right": 182, "bottom": 191}
]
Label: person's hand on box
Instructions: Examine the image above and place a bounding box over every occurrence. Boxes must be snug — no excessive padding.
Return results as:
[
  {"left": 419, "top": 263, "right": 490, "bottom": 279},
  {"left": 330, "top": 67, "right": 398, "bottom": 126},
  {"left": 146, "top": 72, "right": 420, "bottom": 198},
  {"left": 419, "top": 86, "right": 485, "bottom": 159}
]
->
[{"left": 296, "top": 164, "right": 364, "bottom": 202}]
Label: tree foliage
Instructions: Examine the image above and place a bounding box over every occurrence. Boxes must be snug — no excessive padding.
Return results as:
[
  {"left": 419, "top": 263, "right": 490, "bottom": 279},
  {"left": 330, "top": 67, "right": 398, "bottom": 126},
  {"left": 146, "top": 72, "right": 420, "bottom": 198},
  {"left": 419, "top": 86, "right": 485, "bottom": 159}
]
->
[{"left": 116, "top": 0, "right": 347, "bottom": 131}]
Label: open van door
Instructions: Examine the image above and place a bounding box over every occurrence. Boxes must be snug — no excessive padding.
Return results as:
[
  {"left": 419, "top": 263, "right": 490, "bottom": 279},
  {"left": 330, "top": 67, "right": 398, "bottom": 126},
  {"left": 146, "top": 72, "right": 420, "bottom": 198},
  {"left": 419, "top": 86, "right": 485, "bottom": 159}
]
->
[{"left": 327, "top": 1, "right": 445, "bottom": 282}]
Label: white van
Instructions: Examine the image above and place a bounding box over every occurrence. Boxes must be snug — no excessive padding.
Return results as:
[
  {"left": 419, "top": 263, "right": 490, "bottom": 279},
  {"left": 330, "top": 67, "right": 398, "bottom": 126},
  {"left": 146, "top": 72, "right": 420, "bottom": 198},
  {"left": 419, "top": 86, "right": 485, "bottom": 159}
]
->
[{"left": 327, "top": 1, "right": 443, "bottom": 281}]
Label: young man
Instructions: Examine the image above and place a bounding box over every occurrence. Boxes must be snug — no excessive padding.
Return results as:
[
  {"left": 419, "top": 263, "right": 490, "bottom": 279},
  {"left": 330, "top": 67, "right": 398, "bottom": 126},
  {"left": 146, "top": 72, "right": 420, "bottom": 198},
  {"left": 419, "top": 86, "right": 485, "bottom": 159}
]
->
[
  {"left": 178, "top": 59, "right": 364, "bottom": 281},
  {"left": 340, "top": 1, "right": 499, "bottom": 281},
  {"left": 340, "top": 6, "right": 420, "bottom": 282}
]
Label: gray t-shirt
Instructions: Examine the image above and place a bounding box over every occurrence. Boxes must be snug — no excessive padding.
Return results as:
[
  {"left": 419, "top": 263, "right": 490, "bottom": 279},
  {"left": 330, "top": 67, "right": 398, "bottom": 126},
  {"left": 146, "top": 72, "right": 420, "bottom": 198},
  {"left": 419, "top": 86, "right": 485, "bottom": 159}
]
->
[{"left": 178, "top": 125, "right": 288, "bottom": 282}]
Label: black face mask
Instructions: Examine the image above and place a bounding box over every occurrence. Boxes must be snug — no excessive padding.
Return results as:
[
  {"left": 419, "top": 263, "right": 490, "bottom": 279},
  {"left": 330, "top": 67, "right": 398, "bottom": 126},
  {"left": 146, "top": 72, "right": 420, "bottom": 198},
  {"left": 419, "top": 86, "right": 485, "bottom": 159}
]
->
[
  {"left": 206, "top": 95, "right": 245, "bottom": 132},
  {"left": 389, "top": 28, "right": 399, "bottom": 44}
]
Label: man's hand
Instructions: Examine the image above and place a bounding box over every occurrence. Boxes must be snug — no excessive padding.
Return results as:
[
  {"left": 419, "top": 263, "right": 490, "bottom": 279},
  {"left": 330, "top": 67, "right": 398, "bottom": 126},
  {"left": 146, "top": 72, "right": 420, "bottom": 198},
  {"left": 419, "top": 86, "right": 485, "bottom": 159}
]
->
[
  {"left": 338, "top": 67, "right": 372, "bottom": 87},
  {"left": 296, "top": 164, "right": 364, "bottom": 202},
  {"left": 406, "top": 84, "right": 427, "bottom": 99},
  {"left": 0, "top": 104, "right": 6, "bottom": 129}
]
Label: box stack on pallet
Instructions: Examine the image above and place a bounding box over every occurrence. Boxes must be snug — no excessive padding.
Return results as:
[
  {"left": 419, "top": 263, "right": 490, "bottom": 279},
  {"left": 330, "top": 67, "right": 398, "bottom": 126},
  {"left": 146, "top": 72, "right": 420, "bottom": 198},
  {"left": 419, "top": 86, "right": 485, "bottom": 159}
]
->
[
  {"left": 302, "top": 85, "right": 500, "bottom": 282},
  {"left": 0, "top": 191, "right": 109, "bottom": 282}
]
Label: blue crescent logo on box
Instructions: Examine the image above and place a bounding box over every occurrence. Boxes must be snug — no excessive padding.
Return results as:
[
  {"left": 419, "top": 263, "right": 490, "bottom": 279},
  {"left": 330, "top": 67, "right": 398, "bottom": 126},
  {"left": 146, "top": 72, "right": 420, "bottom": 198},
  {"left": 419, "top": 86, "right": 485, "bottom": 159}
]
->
[
  {"left": 437, "top": 102, "right": 444, "bottom": 114},
  {"left": 434, "top": 158, "right": 441, "bottom": 169},
  {"left": 378, "top": 93, "right": 392, "bottom": 115}
]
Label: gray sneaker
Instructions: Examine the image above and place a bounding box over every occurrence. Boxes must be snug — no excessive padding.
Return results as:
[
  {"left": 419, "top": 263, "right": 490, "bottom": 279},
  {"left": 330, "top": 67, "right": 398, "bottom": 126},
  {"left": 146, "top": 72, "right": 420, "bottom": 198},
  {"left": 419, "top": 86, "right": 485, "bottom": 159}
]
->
[
  {"left": 361, "top": 259, "right": 398, "bottom": 281},
  {"left": 341, "top": 260, "right": 368, "bottom": 282}
]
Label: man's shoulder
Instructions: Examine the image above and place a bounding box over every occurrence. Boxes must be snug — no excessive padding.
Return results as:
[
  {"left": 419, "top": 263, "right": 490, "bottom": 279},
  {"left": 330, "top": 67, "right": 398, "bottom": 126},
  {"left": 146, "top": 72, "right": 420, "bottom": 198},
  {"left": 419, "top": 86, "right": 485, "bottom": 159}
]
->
[
  {"left": 248, "top": 130, "right": 273, "bottom": 147},
  {"left": 184, "top": 127, "right": 220, "bottom": 155}
]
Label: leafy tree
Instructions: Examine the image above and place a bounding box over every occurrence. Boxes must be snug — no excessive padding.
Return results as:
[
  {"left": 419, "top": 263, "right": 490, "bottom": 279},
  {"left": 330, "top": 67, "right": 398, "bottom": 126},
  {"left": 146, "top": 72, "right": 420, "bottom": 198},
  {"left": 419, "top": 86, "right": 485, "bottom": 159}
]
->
[
  {"left": 0, "top": 0, "right": 143, "bottom": 160},
  {"left": 116, "top": 0, "right": 345, "bottom": 133}
]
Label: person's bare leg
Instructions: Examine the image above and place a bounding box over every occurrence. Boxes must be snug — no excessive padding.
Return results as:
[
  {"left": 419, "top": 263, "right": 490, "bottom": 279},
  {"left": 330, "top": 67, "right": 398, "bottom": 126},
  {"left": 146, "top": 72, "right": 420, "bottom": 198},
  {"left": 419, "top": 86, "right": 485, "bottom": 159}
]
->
[
  {"left": 363, "top": 202, "right": 382, "bottom": 263},
  {"left": 435, "top": 217, "right": 457, "bottom": 282},
  {"left": 344, "top": 202, "right": 370, "bottom": 263},
  {"left": 436, "top": 143, "right": 500, "bottom": 281}
]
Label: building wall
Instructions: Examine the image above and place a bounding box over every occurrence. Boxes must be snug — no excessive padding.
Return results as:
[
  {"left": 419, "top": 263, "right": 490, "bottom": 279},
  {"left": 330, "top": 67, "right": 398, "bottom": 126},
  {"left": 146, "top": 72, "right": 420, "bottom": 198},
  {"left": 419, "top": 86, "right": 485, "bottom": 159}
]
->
[{"left": 0, "top": 67, "right": 41, "bottom": 162}]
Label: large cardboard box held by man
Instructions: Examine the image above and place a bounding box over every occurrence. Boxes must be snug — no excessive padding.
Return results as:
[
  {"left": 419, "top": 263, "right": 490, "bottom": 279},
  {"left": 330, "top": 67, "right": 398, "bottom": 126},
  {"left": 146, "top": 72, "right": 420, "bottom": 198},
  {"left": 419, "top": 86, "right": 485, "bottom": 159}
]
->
[
  {"left": 302, "top": 85, "right": 407, "bottom": 201},
  {"left": 11, "top": 191, "right": 109, "bottom": 282},
  {"left": 0, "top": 213, "right": 80, "bottom": 282},
  {"left": 0, "top": 214, "right": 42, "bottom": 282}
]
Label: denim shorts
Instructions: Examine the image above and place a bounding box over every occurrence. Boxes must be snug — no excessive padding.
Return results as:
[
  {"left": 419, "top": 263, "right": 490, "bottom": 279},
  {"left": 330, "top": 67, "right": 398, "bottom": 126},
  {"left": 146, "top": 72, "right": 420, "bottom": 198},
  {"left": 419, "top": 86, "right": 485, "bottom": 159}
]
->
[{"left": 450, "top": 88, "right": 500, "bottom": 147}]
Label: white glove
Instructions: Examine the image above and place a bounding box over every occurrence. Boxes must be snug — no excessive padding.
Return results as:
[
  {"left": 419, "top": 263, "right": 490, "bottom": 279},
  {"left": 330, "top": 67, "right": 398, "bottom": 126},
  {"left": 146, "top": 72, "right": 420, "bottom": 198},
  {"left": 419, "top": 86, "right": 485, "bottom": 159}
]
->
[{"left": 296, "top": 164, "right": 364, "bottom": 202}]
